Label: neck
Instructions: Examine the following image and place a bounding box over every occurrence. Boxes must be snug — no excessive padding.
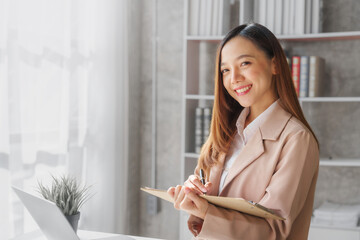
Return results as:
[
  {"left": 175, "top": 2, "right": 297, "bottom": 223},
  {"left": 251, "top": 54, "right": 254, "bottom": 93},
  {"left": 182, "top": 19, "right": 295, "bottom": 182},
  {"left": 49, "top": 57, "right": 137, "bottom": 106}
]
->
[{"left": 246, "top": 99, "right": 277, "bottom": 127}]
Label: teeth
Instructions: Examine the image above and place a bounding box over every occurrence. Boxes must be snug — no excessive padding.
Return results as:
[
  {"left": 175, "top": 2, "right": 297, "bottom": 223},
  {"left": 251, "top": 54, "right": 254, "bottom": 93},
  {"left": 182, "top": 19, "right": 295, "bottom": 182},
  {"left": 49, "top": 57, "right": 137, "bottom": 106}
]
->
[{"left": 236, "top": 85, "right": 251, "bottom": 93}]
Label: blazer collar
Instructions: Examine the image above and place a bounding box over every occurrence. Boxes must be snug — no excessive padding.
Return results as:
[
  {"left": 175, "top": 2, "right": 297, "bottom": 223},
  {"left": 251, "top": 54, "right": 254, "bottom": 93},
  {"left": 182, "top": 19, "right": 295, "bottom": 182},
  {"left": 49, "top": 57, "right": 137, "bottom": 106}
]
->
[
  {"left": 259, "top": 101, "right": 292, "bottom": 141},
  {"left": 219, "top": 101, "right": 292, "bottom": 196}
]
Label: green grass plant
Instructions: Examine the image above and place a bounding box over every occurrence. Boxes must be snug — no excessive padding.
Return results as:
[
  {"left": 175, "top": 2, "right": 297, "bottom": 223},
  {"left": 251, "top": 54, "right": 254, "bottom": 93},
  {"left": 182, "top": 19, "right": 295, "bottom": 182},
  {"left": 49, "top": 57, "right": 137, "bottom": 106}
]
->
[{"left": 37, "top": 175, "right": 92, "bottom": 216}]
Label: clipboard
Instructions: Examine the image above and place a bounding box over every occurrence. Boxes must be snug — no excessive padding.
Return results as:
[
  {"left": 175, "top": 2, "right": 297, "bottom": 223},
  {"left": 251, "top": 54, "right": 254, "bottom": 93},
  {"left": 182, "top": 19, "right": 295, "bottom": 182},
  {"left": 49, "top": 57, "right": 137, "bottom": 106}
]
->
[{"left": 141, "top": 187, "right": 285, "bottom": 221}]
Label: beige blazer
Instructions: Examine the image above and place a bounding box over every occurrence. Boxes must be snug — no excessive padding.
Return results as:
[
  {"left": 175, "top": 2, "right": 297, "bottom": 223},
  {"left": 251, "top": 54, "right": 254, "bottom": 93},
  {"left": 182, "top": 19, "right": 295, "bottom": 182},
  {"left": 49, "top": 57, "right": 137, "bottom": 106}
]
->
[{"left": 193, "top": 102, "right": 319, "bottom": 240}]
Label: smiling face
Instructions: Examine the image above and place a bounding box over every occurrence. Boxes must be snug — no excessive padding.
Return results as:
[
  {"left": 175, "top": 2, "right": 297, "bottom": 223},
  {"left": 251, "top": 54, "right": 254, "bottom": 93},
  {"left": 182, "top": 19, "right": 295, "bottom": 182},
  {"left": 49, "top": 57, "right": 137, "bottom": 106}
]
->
[{"left": 220, "top": 36, "right": 277, "bottom": 118}]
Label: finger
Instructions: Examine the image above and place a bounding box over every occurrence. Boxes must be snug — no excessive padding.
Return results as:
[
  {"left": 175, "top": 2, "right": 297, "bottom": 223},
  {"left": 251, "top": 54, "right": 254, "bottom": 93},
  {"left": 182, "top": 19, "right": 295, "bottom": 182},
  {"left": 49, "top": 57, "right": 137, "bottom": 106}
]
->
[
  {"left": 187, "top": 220, "right": 198, "bottom": 236},
  {"left": 188, "top": 226, "right": 197, "bottom": 236},
  {"left": 184, "top": 175, "right": 200, "bottom": 189},
  {"left": 167, "top": 187, "right": 175, "bottom": 198},
  {"left": 184, "top": 187, "right": 204, "bottom": 206},
  {"left": 173, "top": 185, "right": 182, "bottom": 201},
  {"left": 193, "top": 223, "right": 201, "bottom": 236},
  {"left": 189, "top": 175, "right": 207, "bottom": 193},
  {"left": 174, "top": 188, "right": 186, "bottom": 210},
  {"left": 180, "top": 187, "right": 202, "bottom": 211},
  {"left": 179, "top": 195, "right": 195, "bottom": 213},
  {"left": 191, "top": 224, "right": 199, "bottom": 236},
  {"left": 184, "top": 180, "right": 204, "bottom": 195},
  {"left": 184, "top": 176, "right": 204, "bottom": 194},
  {"left": 204, "top": 182, "right": 212, "bottom": 193}
]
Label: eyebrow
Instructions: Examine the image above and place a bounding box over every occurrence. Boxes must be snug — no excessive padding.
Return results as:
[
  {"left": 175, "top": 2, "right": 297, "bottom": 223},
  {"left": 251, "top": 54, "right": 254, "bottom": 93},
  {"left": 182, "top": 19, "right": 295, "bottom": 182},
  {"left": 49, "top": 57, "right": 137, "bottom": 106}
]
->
[{"left": 221, "top": 54, "right": 255, "bottom": 66}]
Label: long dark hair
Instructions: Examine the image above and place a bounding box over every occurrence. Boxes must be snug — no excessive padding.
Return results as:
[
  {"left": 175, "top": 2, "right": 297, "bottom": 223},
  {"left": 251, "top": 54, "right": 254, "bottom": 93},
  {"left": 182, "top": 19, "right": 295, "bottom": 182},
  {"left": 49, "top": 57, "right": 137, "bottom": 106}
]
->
[{"left": 197, "top": 23, "right": 319, "bottom": 176}]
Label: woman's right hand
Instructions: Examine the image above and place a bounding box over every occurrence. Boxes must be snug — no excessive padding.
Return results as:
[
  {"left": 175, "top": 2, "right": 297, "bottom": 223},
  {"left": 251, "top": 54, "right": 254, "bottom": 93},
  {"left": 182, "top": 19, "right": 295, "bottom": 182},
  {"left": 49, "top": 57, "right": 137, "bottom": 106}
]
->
[{"left": 184, "top": 174, "right": 212, "bottom": 195}]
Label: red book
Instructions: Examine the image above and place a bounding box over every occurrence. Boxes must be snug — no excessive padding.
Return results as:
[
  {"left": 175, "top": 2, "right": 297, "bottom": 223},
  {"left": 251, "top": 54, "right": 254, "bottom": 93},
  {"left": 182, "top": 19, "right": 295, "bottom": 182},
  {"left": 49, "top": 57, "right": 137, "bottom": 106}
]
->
[{"left": 291, "top": 56, "right": 301, "bottom": 96}]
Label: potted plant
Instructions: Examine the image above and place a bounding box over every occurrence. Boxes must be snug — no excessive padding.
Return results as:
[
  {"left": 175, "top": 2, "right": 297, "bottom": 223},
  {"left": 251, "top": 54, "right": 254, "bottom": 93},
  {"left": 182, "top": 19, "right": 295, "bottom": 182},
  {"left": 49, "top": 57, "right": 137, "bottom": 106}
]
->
[{"left": 37, "top": 175, "right": 93, "bottom": 233}]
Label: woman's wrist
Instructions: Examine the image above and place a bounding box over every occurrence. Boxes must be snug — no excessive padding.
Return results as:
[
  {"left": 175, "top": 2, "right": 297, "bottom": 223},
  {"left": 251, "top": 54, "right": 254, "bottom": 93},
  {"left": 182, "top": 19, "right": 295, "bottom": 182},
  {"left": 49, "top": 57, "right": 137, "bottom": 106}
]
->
[{"left": 199, "top": 202, "right": 209, "bottom": 219}]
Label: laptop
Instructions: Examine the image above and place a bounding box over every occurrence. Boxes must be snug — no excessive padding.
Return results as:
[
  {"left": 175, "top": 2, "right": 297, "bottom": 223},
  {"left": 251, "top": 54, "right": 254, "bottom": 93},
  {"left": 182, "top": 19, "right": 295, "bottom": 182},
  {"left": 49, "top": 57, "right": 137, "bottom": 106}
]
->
[{"left": 12, "top": 186, "right": 135, "bottom": 240}]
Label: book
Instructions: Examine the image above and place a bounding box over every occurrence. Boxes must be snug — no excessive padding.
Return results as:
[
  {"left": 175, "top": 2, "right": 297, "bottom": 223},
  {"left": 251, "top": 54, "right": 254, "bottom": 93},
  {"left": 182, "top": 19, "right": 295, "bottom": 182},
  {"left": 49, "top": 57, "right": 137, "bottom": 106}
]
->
[
  {"left": 266, "top": 0, "right": 275, "bottom": 32},
  {"left": 305, "top": 0, "right": 313, "bottom": 34},
  {"left": 198, "top": 42, "right": 216, "bottom": 97},
  {"left": 299, "top": 56, "right": 310, "bottom": 97},
  {"left": 312, "top": 0, "right": 323, "bottom": 33},
  {"left": 195, "top": 107, "right": 204, "bottom": 154},
  {"left": 141, "top": 187, "right": 285, "bottom": 221},
  {"left": 288, "top": 0, "right": 295, "bottom": 35},
  {"left": 253, "top": 0, "right": 259, "bottom": 24},
  {"left": 199, "top": 0, "right": 207, "bottom": 35},
  {"left": 282, "top": 0, "right": 290, "bottom": 35},
  {"left": 212, "top": 0, "right": 220, "bottom": 35},
  {"left": 258, "top": 0, "right": 267, "bottom": 27},
  {"left": 286, "top": 56, "right": 291, "bottom": 69},
  {"left": 284, "top": 50, "right": 291, "bottom": 69},
  {"left": 308, "top": 56, "right": 325, "bottom": 97},
  {"left": 239, "top": 0, "right": 254, "bottom": 24},
  {"left": 189, "top": 0, "right": 200, "bottom": 35},
  {"left": 205, "top": 0, "right": 213, "bottom": 36},
  {"left": 274, "top": 0, "right": 283, "bottom": 35},
  {"left": 203, "top": 107, "right": 212, "bottom": 144},
  {"left": 291, "top": 56, "right": 301, "bottom": 96},
  {"left": 312, "top": 201, "right": 360, "bottom": 228},
  {"left": 294, "top": 0, "right": 306, "bottom": 34},
  {"left": 218, "top": 0, "right": 231, "bottom": 35}
]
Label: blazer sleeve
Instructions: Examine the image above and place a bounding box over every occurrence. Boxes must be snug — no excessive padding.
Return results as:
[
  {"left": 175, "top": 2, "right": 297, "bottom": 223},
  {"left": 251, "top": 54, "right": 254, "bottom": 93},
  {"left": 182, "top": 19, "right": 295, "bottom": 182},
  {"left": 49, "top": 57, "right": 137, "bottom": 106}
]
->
[{"left": 196, "top": 130, "right": 319, "bottom": 240}]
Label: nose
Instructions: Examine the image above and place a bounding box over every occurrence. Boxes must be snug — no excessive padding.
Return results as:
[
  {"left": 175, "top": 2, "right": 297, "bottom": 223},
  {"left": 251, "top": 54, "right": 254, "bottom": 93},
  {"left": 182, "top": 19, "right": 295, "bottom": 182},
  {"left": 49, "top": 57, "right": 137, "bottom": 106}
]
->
[{"left": 230, "top": 68, "right": 244, "bottom": 84}]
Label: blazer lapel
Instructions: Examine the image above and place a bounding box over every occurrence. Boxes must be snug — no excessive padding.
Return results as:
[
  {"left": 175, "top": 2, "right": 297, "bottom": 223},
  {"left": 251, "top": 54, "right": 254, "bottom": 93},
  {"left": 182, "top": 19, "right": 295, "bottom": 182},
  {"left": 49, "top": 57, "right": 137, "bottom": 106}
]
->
[
  {"left": 220, "top": 128, "right": 265, "bottom": 195},
  {"left": 218, "top": 101, "right": 292, "bottom": 196}
]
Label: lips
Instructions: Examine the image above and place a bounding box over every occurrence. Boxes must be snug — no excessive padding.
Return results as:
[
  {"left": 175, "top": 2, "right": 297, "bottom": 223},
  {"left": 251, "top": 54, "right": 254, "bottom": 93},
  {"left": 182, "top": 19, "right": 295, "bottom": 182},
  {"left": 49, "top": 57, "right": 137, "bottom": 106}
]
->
[{"left": 235, "top": 84, "right": 252, "bottom": 95}]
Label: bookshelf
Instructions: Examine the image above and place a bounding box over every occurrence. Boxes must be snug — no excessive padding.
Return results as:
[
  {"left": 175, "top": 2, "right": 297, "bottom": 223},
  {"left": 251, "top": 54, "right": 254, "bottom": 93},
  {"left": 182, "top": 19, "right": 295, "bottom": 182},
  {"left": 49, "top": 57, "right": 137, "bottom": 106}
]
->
[
  {"left": 181, "top": 0, "right": 360, "bottom": 239},
  {"left": 187, "top": 31, "right": 360, "bottom": 41}
]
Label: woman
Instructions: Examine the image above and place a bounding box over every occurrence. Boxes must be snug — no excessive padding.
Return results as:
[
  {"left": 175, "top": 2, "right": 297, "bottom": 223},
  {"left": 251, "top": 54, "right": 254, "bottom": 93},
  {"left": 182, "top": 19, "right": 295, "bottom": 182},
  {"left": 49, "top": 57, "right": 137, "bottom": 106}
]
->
[{"left": 167, "top": 23, "right": 319, "bottom": 239}]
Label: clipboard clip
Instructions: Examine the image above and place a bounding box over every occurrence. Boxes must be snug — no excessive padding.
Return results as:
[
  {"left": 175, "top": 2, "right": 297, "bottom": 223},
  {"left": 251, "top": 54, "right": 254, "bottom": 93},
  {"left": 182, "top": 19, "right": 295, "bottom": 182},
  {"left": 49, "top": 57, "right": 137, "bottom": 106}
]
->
[{"left": 248, "top": 201, "right": 275, "bottom": 214}]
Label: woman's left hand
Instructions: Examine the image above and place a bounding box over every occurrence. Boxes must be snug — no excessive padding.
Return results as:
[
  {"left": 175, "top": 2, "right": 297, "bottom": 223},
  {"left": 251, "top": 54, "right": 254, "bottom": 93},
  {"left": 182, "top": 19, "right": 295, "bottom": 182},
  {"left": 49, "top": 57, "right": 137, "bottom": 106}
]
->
[{"left": 167, "top": 185, "right": 209, "bottom": 219}]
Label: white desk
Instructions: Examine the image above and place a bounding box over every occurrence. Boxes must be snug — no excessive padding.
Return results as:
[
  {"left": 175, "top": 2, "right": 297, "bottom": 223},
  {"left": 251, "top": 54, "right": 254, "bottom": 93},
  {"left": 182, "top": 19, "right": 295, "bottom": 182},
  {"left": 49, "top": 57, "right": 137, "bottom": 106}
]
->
[
  {"left": 309, "top": 225, "right": 360, "bottom": 240},
  {"left": 11, "top": 229, "right": 163, "bottom": 240}
]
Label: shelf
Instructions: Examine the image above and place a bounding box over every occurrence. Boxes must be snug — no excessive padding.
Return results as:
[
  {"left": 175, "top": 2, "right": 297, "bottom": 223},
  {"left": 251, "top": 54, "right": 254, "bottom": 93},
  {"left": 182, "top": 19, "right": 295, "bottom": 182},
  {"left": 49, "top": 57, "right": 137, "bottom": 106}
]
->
[
  {"left": 300, "top": 97, "right": 360, "bottom": 102},
  {"left": 185, "top": 94, "right": 214, "bottom": 100},
  {"left": 319, "top": 159, "right": 360, "bottom": 167},
  {"left": 311, "top": 223, "right": 360, "bottom": 232},
  {"left": 186, "top": 31, "right": 360, "bottom": 42},
  {"left": 186, "top": 36, "right": 223, "bottom": 41},
  {"left": 185, "top": 153, "right": 360, "bottom": 167},
  {"left": 278, "top": 31, "right": 360, "bottom": 41},
  {"left": 185, "top": 95, "right": 360, "bottom": 102},
  {"left": 184, "top": 152, "right": 200, "bottom": 158}
]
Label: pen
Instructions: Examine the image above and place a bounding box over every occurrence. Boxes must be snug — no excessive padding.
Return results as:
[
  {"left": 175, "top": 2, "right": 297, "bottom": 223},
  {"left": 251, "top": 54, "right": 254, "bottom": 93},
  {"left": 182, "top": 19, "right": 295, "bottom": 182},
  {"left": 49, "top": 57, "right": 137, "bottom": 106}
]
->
[{"left": 199, "top": 169, "right": 206, "bottom": 185}]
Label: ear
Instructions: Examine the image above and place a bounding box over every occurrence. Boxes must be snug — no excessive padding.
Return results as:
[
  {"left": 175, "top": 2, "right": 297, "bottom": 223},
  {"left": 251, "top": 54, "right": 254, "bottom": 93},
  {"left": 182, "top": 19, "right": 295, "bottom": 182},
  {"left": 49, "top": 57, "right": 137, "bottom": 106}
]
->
[{"left": 271, "top": 57, "right": 278, "bottom": 75}]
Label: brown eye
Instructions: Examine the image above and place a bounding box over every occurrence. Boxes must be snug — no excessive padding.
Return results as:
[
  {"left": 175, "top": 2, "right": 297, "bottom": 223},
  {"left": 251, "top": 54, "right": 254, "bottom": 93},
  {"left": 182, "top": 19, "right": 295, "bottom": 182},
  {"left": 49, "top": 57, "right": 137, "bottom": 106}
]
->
[
  {"left": 221, "top": 69, "right": 229, "bottom": 74},
  {"left": 241, "top": 61, "right": 250, "bottom": 66}
]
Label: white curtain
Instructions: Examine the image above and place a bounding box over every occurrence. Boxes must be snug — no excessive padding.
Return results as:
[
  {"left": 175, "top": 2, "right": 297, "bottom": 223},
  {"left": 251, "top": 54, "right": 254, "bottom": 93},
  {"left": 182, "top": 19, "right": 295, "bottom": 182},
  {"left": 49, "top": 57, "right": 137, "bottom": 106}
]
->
[{"left": 0, "top": 0, "right": 129, "bottom": 238}]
